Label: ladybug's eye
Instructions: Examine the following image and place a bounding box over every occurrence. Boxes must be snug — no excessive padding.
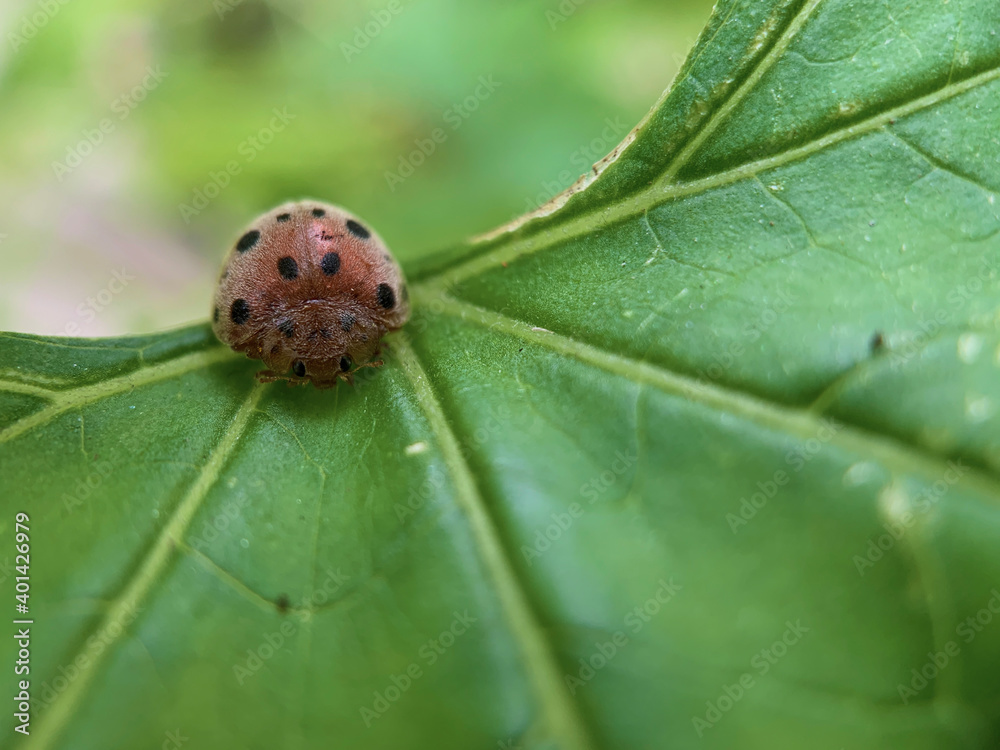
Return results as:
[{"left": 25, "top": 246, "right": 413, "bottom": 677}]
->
[{"left": 292, "top": 361, "right": 307, "bottom": 378}]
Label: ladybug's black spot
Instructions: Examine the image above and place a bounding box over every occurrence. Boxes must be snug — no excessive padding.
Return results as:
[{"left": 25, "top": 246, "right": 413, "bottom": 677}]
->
[
  {"left": 277, "top": 256, "right": 299, "bottom": 280},
  {"left": 278, "top": 320, "right": 294, "bottom": 338},
  {"left": 276, "top": 213, "right": 291, "bottom": 223},
  {"left": 340, "top": 313, "right": 355, "bottom": 332},
  {"left": 321, "top": 252, "right": 341, "bottom": 276},
  {"left": 376, "top": 283, "right": 396, "bottom": 309},
  {"left": 340, "top": 356, "right": 352, "bottom": 372},
  {"left": 292, "top": 360, "right": 307, "bottom": 378},
  {"left": 231, "top": 299, "right": 251, "bottom": 324},
  {"left": 213, "top": 306, "right": 219, "bottom": 323},
  {"left": 312, "top": 208, "right": 326, "bottom": 218},
  {"left": 236, "top": 230, "right": 261, "bottom": 253},
  {"left": 346, "top": 219, "right": 370, "bottom": 239}
]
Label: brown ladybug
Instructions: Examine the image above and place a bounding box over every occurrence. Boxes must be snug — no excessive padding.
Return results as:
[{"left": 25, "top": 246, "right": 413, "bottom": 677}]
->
[{"left": 211, "top": 200, "right": 409, "bottom": 388}]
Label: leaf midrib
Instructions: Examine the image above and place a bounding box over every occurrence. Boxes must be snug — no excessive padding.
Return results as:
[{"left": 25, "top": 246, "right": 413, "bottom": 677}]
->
[{"left": 394, "top": 334, "right": 598, "bottom": 750}]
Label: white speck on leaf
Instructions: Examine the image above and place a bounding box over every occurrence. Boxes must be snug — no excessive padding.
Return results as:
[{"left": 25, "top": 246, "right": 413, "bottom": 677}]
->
[
  {"left": 965, "top": 395, "right": 995, "bottom": 423},
  {"left": 405, "top": 441, "right": 428, "bottom": 456},
  {"left": 843, "top": 461, "right": 880, "bottom": 487},
  {"left": 878, "top": 482, "right": 911, "bottom": 525},
  {"left": 958, "top": 333, "right": 984, "bottom": 363}
]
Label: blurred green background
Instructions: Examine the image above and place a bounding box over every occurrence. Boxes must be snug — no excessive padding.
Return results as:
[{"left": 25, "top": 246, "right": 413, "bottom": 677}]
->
[{"left": 0, "top": 0, "right": 714, "bottom": 337}]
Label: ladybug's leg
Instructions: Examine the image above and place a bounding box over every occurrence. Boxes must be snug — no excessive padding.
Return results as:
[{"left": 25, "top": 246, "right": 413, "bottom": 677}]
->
[
  {"left": 335, "top": 359, "right": 384, "bottom": 387},
  {"left": 350, "top": 359, "right": 384, "bottom": 374},
  {"left": 256, "top": 369, "right": 309, "bottom": 387}
]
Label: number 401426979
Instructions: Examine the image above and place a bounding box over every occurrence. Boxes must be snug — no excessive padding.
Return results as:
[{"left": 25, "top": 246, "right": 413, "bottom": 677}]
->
[{"left": 14, "top": 513, "right": 29, "bottom": 615}]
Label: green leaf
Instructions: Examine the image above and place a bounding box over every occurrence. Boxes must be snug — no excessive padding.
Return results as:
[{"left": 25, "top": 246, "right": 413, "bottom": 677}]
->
[{"left": 4, "top": 1, "right": 1000, "bottom": 748}]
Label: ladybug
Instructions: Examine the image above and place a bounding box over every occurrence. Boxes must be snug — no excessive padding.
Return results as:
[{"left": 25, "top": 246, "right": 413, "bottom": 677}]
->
[{"left": 212, "top": 200, "right": 410, "bottom": 388}]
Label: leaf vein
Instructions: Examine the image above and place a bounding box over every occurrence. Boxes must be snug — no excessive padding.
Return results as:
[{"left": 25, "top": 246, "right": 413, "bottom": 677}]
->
[
  {"left": 415, "top": 63, "right": 1000, "bottom": 291},
  {"left": 423, "top": 292, "right": 1000, "bottom": 501},
  {"left": 0, "top": 348, "right": 234, "bottom": 445},
  {"left": 393, "top": 334, "right": 597, "bottom": 750},
  {"left": 661, "top": 0, "right": 826, "bottom": 183}
]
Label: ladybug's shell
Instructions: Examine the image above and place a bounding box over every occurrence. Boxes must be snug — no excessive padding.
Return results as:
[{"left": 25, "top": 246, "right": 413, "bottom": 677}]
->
[{"left": 212, "top": 200, "right": 409, "bottom": 387}]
